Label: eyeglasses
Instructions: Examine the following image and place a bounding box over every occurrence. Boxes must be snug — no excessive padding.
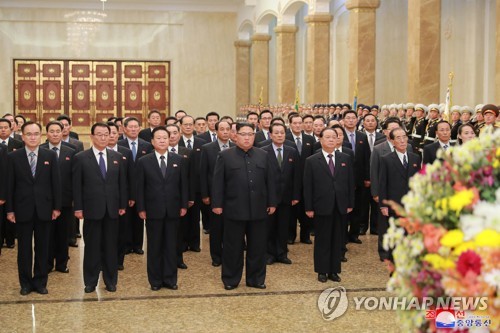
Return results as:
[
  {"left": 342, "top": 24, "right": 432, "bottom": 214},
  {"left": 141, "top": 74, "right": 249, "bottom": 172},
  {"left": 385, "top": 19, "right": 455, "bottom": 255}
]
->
[{"left": 237, "top": 132, "right": 255, "bottom": 137}]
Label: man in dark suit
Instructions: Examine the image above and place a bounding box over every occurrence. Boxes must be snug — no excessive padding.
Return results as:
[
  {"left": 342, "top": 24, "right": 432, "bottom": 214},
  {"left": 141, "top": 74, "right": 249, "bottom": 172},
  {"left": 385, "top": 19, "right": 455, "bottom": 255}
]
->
[
  {"left": 178, "top": 116, "right": 208, "bottom": 251},
  {"left": 139, "top": 110, "right": 162, "bottom": 143},
  {"left": 3, "top": 114, "right": 23, "bottom": 141},
  {"left": 57, "top": 115, "right": 84, "bottom": 152},
  {"left": 107, "top": 122, "right": 134, "bottom": 271},
  {"left": 197, "top": 111, "right": 220, "bottom": 143},
  {"left": 0, "top": 118, "right": 24, "bottom": 249},
  {"left": 423, "top": 121, "right": 453, "bottom": 165},
  {"left": 212, "top": 123, "right": 276, "bottom": 290},
  {"left": 379, "top": 128, "right": 421, "bottom": 261},
  {"left": 118, "top": 117, "right": 153, "bottom": 255},
  {"left": 342, "top": 110, "right": 371, "bottom": 244},
  {"left": 0, "top": 144, "right": 8, "bottom": 255},
  {"left": 303, "top": 128, "right": 354, "bottom": 283},
  {"left": 200, "top": 120, "right": 234, "bottom": 267},
  {"left": 286, "top": 114, "right": 315, "bottom": 244},
  {"left": 254, "top": 110, "right": 273, "bottom": 145},
  {"left": 136, "top": 126, "right": 189, "bottom": 291},
  {"left": 262, "top": 123, "right": 301, "bottom": 265},
  {"left": 6, "top": 121, "right": 62, "bottom": 295},
  {"left": 73, "top": 123, "right": 127, "bottom": 293},
  {"left": 41, "top": 121, "right": 75, "bottom": 273},
  {"left": 166, "top": 123, "right": 193, "bottom": 269}
]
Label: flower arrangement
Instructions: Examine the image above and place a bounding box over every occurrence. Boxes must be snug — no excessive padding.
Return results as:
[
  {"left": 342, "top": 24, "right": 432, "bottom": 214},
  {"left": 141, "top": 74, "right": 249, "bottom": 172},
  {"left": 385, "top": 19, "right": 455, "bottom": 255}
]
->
[{"left": 384, "top": 131, "right": 500, "bottom": 332}]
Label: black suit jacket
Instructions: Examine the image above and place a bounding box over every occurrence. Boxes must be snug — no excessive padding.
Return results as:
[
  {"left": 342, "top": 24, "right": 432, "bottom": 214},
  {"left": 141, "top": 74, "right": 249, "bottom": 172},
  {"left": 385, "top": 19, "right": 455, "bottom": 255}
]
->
[
  {"left": 138, "top": 128, "right": 153, "bottom": 143},
  {"left": 256, "top": 138, "right": 297, "bottom": 150},
  {"left": 3, "top": 138, "right": 24, "bottom": 152},
  {"left": 199, "top": 141, "right": 235, "bottom": 200},
  {"left": 286, "top": 132, "right": 315, "bottom": 173},
  {"left": 118, "top": 138, "right": 153, "bottom": 200},
  {"left": 423, "top": 141, "right": 454, "bottom": 165},
  {"left": 69, "top": 131, "right": 79, "bottom": 140},
  {"left": 254, "top": 130, "right": 271, "bottom": 145},
  {"left": 6, "top": 148, "right": 62, "bottom": 222},
  {"left": 0, "top": 145, "right": 8, "bottom": 202},
  {"left": 313, "top": 140, "right": 351, "bottom": 153},
  {"left": 303, "top": 151, "right": 355, "bottom": 216},
  {"left": 343, "top": 130, "right": 371, "bottom": 186},
  {"left": 135, "top": 152, "right": 188, "bottom": 219},
  {"left": 116, "top": 145, "right": 134, "bottom": 200},
  {"left": 196, "top": 131, "right": 217, "bottom": 144},
  {"left": 67, "top": 137, "right": 84, "bottom": 152},
  {"left": 379, "top": 151, "right": 421, "bottom": 208},
  {"left": 262, "top": 144, "right": 301, "bottom": 205},
  {"left": 40, "top": 143, "right": 75, "bottom": 208},
  {"left": 179, "top": 136, "right": 207, "bottom": 195},
  {"left": 211, "top": 146, "right": 277, "bottom": 221},
  {"left": 72, "top": 149, "right": 127, "bottom": 220}
]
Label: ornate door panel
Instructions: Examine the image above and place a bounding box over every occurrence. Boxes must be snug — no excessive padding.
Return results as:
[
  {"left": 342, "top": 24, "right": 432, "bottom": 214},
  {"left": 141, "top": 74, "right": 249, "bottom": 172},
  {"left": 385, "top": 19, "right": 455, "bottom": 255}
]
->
[
  {"left": 69, "top": 61, "right": 93, "bottom": 131},
  {"left": 121, "top": 62, "right": 146, "bottom": 124},
  {"left": 14, "top": 60, "right": 39, "bottom": 123},
  {"left": 94, "top": 61, "right": 117, "bottom": 123},
  {"left": 40, "top": 61, "right": 65, "bottom": 124},
  {"left": 145, "top": 62, "right": 170, "bottom": 123}
]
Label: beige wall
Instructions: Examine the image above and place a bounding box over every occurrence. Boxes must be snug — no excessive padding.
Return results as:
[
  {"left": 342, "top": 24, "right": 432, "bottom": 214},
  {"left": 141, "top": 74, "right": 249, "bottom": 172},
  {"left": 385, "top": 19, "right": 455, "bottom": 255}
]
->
[{"left": 0, "top": 8, "right": 236, "bottom": 119}]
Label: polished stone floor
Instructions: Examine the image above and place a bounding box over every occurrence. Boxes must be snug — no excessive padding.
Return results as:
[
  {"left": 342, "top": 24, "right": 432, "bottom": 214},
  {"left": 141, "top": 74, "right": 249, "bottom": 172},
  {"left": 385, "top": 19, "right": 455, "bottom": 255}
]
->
[{"left": 0, "top": 226, "right": 398, "bottom": 332}]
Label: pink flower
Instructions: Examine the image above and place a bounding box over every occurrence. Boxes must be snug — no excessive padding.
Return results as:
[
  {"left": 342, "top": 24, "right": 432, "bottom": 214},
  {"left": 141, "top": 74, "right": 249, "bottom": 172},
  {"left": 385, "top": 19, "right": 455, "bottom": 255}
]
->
[
  {"left": 456, "top": 250, "right": 482, "bottom": 277},
  {"left": 421, "top": 224, "right": 446, "bottom": 253}
]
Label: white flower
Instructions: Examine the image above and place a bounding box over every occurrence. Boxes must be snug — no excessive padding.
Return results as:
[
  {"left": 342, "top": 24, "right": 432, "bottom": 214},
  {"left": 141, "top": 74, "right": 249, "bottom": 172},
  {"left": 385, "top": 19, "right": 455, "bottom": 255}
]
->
[{"left": 483, "top": 269, "right": 500, "bottom": 290}]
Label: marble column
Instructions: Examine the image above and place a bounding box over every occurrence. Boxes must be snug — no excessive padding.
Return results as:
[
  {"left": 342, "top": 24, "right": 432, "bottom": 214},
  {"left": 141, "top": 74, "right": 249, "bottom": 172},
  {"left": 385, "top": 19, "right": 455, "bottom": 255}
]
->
[
  {"left": 496, "top": 0, "right": 500, "bottom": 102},
  {"left": 407, "top": 0, "right": 441, "bottom": 104},
  {"left": 250, "top": 33, "right": 271, "bottom": 105},
  {"left": 305, "top": 14, "right": 332, "bottom": 104},
  {"left": 346, "top": 0, "right": 380, "bottom": 105},
  {"left": 274, "top": 25, "right": 298, "bottom": 104},
  {"left": 234, "top": 40, "right": 251, "bottom": 109}
]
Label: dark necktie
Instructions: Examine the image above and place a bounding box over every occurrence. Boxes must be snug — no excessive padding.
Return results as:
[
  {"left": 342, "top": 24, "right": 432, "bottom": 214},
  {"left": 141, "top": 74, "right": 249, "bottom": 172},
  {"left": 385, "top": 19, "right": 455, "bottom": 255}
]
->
[
  {"left": 1, "top": 140, "right": 6, "bottom": 145},
  {"left": 328, "top": 153, "right": 335, "bottom": 176},
  {"left": 267, "top": 132, "right": 271, "bottom": 140},
  {"left": 277, "top": 148, "right": 283, "bottom": 168},
  {"left": 222, "top": 144, "right": 228, "bottom": 150},
  {"left": 52, "top": 146, "right": 59, "bottom": 158},
  {"left": 212, "top": 133, "right": 217, "bottom": 142},
  {"left": 443, "top": 144, "right": 448, "bottom": 151},
  {"left": 160, "top": 155, "right": 167, "bottom": 178},
  {"left": 131, "top": 141, "right": 137, "bottom": 161},
  {"left": 349, "top": 133, "right": 356, "bottom": 154},
  {"left": 187, "top": 139, "right": 192, "bottom": 149},
  {"left": 99, "top": 152, "right": 106, "bottom": 179},
  {"left": 29, "top": 151, "right": 36, "bottom": 177},
  {"left": 295, "top": 137, "right": 302, "bottom": 155},
  {"left": 403, "top": 154, "right": 408, "bottom": 169},
  {"left": 171, "top": 147, "right": 176, "bottom": 153}
]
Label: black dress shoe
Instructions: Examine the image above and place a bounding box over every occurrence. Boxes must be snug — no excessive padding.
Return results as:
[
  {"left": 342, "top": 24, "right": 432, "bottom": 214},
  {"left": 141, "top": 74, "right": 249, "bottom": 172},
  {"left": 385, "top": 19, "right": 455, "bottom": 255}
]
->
[
  {"left": 277, "top": 257, "right": 292, "bottom": 265},
  {"left": 163, "top": 283, "right": 178, "bottom": 290},
  {"left": 151, "top": 285, "right": 161, "bottom": 291},
  {"left": 56, "top": 267, "right": 70, "bottom": 273},
  {"left": 318, "top": 274, "right": 328, "bottom": 283},
  {"left": 341, "top": 257, "right": 348, "bottom": 262},
  {"left": 76, "top": 233, "right": 82, "bottom": 238},
  {"left": 224, "top": 284, "right": 237, "bottom": 290},
  {"left": 212, "top": 261, "right": 221, "bottom": 267},
  {"left": 349, "top": 238, "right": 362, "bottom": 244},
  {"left": 287, "top": 239, "right": 295, "bottom": 245},
  {"left": 20, "top": 287, "right": 31, "bottom": 296},
  {"left": 118, "top": 264, "right": 124, "bottom": 271},
  {"left": 328, "top": 273, "right": 341, "bottom": 282},
  {"left": 203, "top": 229, "right": 210, "bottom": 235},
  {"left": 6, "top": 244, "right": 15, "bottom": 249},
  {"left": 246, "top": 283, "right": 266, "bottom": 289},
  {"left": 189, "top": 247, "right": 201, "bottom": 252},
  {"left": 68, "top": 242, "right": 78, "bottom": 248},
  {"left": 300, "top": 239, "right": 312, "bottom": 244},
  {"left": 105, "top": 285, "right": 117, "bottom": 292},
  {"left": 359, "top": 231, "right": 367, "bottom": 235},
  {"left": 84, "top": 286, "right": 96, "bottom": 293},
  {"left": 266, "top": 257, "right": 275, "bottom": 265},
  {"left": 36, "top": 287, "right": 48, "bottom": 295},
  {"left": 177, "top": 262, "right": 188, "bottom": 269},
  {"left": 134, "top": 249, "right": 144, "bottom": 255}
]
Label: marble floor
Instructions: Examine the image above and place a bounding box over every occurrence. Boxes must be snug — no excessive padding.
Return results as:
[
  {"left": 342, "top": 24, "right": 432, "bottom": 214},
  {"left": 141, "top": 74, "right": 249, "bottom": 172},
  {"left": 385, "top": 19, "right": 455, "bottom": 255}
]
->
[{"left": 0, "top": 228, "right": 399, "bottom": 332}]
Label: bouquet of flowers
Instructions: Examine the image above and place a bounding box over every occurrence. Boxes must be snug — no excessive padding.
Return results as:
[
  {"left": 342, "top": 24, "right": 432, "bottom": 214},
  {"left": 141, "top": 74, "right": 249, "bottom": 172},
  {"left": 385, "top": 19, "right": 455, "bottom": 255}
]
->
[{"left": 384, "top": 131, "right": 500, "bottom": 332}]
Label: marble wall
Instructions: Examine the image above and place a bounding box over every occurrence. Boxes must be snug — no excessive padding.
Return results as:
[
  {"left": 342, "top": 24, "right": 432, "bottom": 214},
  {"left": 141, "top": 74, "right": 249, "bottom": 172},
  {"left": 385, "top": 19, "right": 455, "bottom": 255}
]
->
[{"left": 0, "top": 8, "right": 236, "bottom": 118}]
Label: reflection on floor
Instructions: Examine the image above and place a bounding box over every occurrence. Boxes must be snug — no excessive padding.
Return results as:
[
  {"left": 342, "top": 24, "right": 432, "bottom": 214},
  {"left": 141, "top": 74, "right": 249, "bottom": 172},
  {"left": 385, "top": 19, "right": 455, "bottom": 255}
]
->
[{"left": 0, "top": 229, "right": 398, "bottom": 332}]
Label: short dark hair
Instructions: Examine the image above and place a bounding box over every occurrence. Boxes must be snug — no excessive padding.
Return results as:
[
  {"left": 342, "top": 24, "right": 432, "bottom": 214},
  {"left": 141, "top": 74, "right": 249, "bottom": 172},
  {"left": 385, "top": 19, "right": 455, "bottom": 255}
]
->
[
  {"left": 436, "top": 120, "right": 451, "bottom": 130},
  {"left": 246, "top": 111, "right": 259, "bottom": 119},
  {"left": 124, "top": 117, "right": 140, "bottom": 127},
  {"left": 389, "top": 127, "right": 405, "bottom": 140},
  {"left": 313, "top": 115, "right": 326, "bottom": 124},
  {"left": 194, "top": 117, "right": 206, "bottom": 123},
  {"left": 179, "top": 115, "right": 194, "bottom": 125},
  {"left": 220, "top": 115, "right": 234, "bottom": 123},
  {"left": 153, "top": 126, "right": 170, "bottom": 138},
  {"left": 343, "top": 110, "right": 357, "bottom": 118},
  {"left": 363, "top": 113, "right": 379, "bottom": 124},
  {"left": 108, "top": 116, "right": 117, "bottom": 123},
  {"left": 175, "top": 110, "right": 187, "bottom": 117},
  {"left": 0, "top": 118, "right": 11, "bottom": 127},
  {"left": 91, "top": 122, "right": 110, "bottom": 135},
  {"left": 206, "top": 111, "right": 220, "bottom": 120},
  {"left": 165, "top": 124, "right": 180, "bottom": 132},
  {"left": 319, "top": 127, "right": 338, "bottom": 138},
  {"left": 236, "top": 122, "right": 254, "bottom": 131},
  {"left": 148, "top": 110, "right": 161, "bottom": 118},
  {"left": 287, "top": 112, "right": 299, "bottom": 121},
  {"left": 57, "top": 114, "right": 71, "bottom": 125},
  {"left": 15, "top": 114, "right": 26, "bottom": 123},
  {"left": 302, "top": 114, "right": 314, "bottom": 121},
  {"left": 215, "top": 120, "right": 231, "bottom": 131},
  {"left": 270, "top": 123, "right": 286, "bottom": 133},
  {"left": 259, "top": 110, "right": 272, "bottom": 119},
  {"left": 382, "top": 117, "right": 402, "bottom": 130},
  {"left": 107, "top": 121, "right": 119, "bottom": 131},
  {"left": 21, "top": 121, "right": 42, "bottom": 133},
  {"left": 164, "top": 116, "right": 177, "bottom": 125},
  {"left": 330, "top": 124, "right": 347, "bottom": 138},
  {"left": 45, "top": 120, "right": 63, "bottom": 132},
  {"left": 289, "top": 114, "right": 302, "bottom": 123},
  {"left": 114, "top": 117, "right": 123, "bottom": 124},
  {"left": 271, "top": 117, "right": 285, "bottom": 125}
]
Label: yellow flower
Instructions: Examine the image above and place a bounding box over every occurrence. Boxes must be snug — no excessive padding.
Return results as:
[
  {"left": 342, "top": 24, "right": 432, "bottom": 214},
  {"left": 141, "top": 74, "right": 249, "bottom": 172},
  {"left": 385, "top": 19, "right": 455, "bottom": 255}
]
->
[
  {"left": 452, "top": 241, "right": 476, "bottom": 256},
  {"left": 440, "top": 229, "right": 464, "bottom": 248},
  {"left": 423, "top": 253, "right": 456, "bottom": 270},
  {"left": 474, "top": 229, "right": 500, "bottom": 247},
  {"left": 448, "top": 190, "right": 475, "bottom": 213}
]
